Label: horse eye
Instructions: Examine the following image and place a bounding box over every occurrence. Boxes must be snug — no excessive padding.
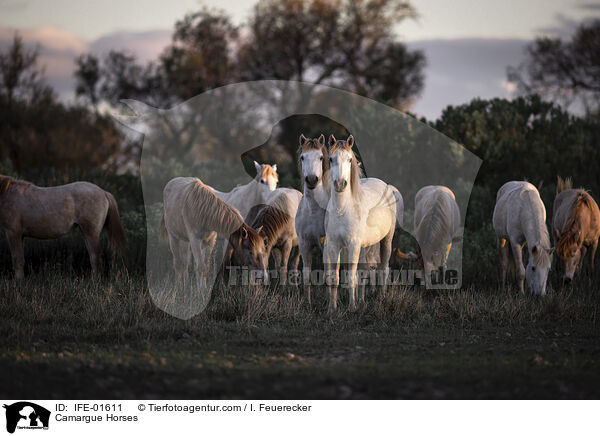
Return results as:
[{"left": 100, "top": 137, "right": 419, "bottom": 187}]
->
[
  {"left": 532, "top": 266, "right": 536, "bottom": 271},
  {"left": 301, "top": 156, "right": 304, "bottom": 160},
  {"left": 329, "top": 158, "right": 332, "bottom": 162},
  {"left": 261, "top": 180, "right": 265, "bottom": 184},
  {"left": 319, "top": 156, "right": 323, "bottom": 161}
]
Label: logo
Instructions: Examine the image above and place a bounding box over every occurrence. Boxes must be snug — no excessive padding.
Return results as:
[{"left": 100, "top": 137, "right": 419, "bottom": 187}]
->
[{"left": 3, "top": 402, "right": 50, "bottom": 433}]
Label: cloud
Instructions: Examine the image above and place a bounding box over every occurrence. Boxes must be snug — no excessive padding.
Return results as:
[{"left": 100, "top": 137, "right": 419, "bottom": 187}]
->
[
  {"left": 407, "top": 38, "right": 529, "bottom": 119},
  {"left": 0, "top": 26, "right": 170, "bottom": 100},
  {"left": 89, "top": 29, "right": 171, "bottom": 62}
]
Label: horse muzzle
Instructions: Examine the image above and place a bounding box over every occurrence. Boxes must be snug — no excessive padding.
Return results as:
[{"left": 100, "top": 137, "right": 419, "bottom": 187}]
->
[
  {"left": 305, "top": 175, "right": 318, "bottom": 189},
  {"left": 333, "top": 179, "right": 348, "bottom": 192}
]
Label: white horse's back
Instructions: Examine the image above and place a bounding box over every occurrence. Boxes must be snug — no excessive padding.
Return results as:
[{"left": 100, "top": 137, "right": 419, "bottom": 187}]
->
[
  {"left": 414, "top": 185, "right": 460, "bottom": 249},
  {"left": 493, "top": 181, "right": 546, "bottom": 241}
]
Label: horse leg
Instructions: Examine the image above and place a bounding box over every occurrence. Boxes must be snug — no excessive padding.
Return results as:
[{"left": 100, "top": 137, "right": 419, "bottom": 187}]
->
[
  {"left": 272, "top": 248, "right": 282, "bottom": 282},
  {"left": 498, "top": 238, "right": 510, "bottom": 289},
  {"left": 378, "top": 229, "right": 394, "bottom": 292},
  {"left": 168, "top": 236, "right": 187, "bottom": 283},
  {"left": 300, "top": 243, "right": 313, "bottom": 306},
  {"left": 510, "top": 241, "right": 525, "bottom": 294},
  {"left": 324, "top": 242, "right": 341, "bottom": 315},
  {"left": 347, "top": 243, "right": 361, "bottom": 311},
  {"left": 189, "top": 237, "right": 205, "bottom": 290},
  {"left": 6, "top": 230, "right": 25, "bottom": 279},
  {"left": 588, "top": 240, "right": 597, "bottom": 274},
  {"left": 203, "top": 234, "right": 217, "bottom": 282},
  {"left": 358, "top": 248, "right": 368, "bottom": 306},
  {"left": 279, "top": 240, "right": 293, "bottom": 285},
  {"left": 81, "top": 226, "right": 102, "bottom": 276}
]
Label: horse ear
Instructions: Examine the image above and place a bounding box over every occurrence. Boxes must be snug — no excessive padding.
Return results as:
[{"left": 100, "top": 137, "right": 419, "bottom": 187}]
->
[
  {"left": 241, "top": 226, "right": 249, "bottom": 239},
  {"left": 256, "top": 225, "right": 263, "bottom": 234},
  {"left": 347, "top": 135, "right": 354, "bottom": 148},
  {"left": 328, "top": 134, "right": 337, "bottom": 147},
  {"left": 546, "top": 247, "right": 555, "bottom": 255},
  {"left": 254, "top": 161, "right": 261, "bottom": 175},
  {"left": 272, "top": 164, "right": 277, "bottom": 173},
  {"left": 555, "top": 228, "right": 561, "bottom": 239},
  {"left": 318, "top": 134, "right": 325, "bottom": 146},
  {"left": 299, "top": 134, "right": 307, "bottom": 146},
  {"left": 532, "top": 245, "right": 538, "bottom": 254}
]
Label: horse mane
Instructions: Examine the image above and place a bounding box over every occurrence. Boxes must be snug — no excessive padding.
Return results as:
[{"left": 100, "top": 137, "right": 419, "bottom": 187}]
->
[
  {"left": 0, "top": 175, "right": 31, "bottom": 197},
  {"left": 557, "top": 176, "right": 573, "bottom": 194},
  {"left": 329, "top": 139, "right": 364, "bottom": 197},
  {"left": 184, "top": 178, "right": 244, "bottom": 236},
  {"left": 298, "top": 135, "right": 330, "bottom": 188},
  {"left": 416, "top": 192, "right": 452, "bottom": 254},
  {"left": 556, "top": 190, "right": 594, "bottom": 257},
  {"left": 251, "top": 194, "right": 291, "bottom": 248}
]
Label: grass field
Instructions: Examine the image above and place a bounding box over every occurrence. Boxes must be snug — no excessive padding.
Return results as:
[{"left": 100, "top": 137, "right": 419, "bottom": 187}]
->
[{"left": 1, "top": 251, "right": 599, "bottom": 399}]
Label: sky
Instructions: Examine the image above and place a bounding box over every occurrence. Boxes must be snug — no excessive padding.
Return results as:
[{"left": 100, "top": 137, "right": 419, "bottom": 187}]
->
[{"left": 0, "top": 0, "right": 598, "bottom": 119}]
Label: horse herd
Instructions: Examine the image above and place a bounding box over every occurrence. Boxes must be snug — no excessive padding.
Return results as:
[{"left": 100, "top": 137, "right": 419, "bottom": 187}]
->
[{"left": 1, "top": 134, "right": 598, "bottom": 312}]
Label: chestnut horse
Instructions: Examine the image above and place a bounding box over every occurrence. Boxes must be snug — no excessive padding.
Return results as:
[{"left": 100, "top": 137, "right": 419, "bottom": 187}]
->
[{"left": 553, "top": 177, "right": 600, "bottom": 282}]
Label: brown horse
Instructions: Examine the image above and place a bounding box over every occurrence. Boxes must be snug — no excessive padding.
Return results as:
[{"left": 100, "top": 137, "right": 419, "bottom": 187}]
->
[
  {"left": 0, "top": 175, "right": 126, "bottom": 278},
  {"left": 553, "top": 177, "right": 600, "bottom": 282}
]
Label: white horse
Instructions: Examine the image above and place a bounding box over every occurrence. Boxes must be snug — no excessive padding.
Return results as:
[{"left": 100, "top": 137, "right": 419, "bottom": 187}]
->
[
  {"left": 323, "top": 135, "right": 397, "bottom": 312},
  {"left": 412, "top": 186, "right": 461, "bottom": 286},
  {"left": 209, "top": 161, "right": 277, "bottom": 263},
  {"left": 0, "top": 175, "right": 126, "bottom": 278},
  {"left": 295, "top": 134, "right": 330, "bottom": 304},
  {"left": 211, "top": 161, "right": 278, "bottom": 219},
  {"left": 493, "top": 181, "right": 554, "bottom": 295},
  {"left": 161, "top": 177, "right": 268, "bottom": 288}
]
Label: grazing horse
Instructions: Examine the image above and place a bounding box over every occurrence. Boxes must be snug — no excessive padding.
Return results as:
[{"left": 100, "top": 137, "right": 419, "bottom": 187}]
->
[
  {"left": 493, "top": 181, "right": 554, "bottom": 295},
  {"left": 324, "top": 135, "right": 397, "bottom": 313},
  {"left": 249, "top": 188, "right": 302, "bottom": 283},
  {"left": 295, "top": 134, "right": 330, "bottom": 304},
  {"left": 411, "top": 186, "right": 461, "bottom": 286},
  {"left": 552, "top": 177, "right": 600, "bottom": 282},
  {"left": 0, "top": 175, "right": 126, "bottom": 278},
  {"left": 161, "top": 177, "right": 268, "bottom": 287}
]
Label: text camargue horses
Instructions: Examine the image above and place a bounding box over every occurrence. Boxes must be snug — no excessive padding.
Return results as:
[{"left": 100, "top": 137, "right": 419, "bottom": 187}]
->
[
  {"left": 161, "top": 177, "right": 268, "bottom": 288},
  {"left": 412, "top": 186, "right": 461, "bottom": 286},
  {"left": 493, "top": 181, "right": 554, "bottom": 295},
  {"left": 0, "top": 175, "right": 126, "bottom": 278},
  {"left": 324, "top": 135, "right": 397, "bottom": 313},
  {"left": 295, "top": 134, "right": 331, "bottom": 304},
  {"left": 248, "top": 188, "right": 302, "bottom": 283},
  {"left": 553, "top": 177, "right": 600, "bottom": 283}
]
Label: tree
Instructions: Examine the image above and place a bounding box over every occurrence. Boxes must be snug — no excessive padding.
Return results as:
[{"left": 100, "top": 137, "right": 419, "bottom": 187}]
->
[
  {"left": 0, "top": 33, "right": 54, "bottom": 106},
  {"left": 75, "top": 1, "right": 424, "bottom": 110},
  {"left": 235, "top": 0, "right": 424, "bottom": 108},
  {"left": 508, "top": 19, "right": 600, "bottom": 117},
  {"left": 0, "top": 33, "right": 124, "bottom": 173}
]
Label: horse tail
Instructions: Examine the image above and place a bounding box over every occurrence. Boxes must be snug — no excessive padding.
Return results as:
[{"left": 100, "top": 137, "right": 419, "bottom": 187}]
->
[
  {"left": 160, "top": 211, "right": 168, "bottom": 241},
  {"left": 104, "top": 191, "right": 127, "bottom": 254}
]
